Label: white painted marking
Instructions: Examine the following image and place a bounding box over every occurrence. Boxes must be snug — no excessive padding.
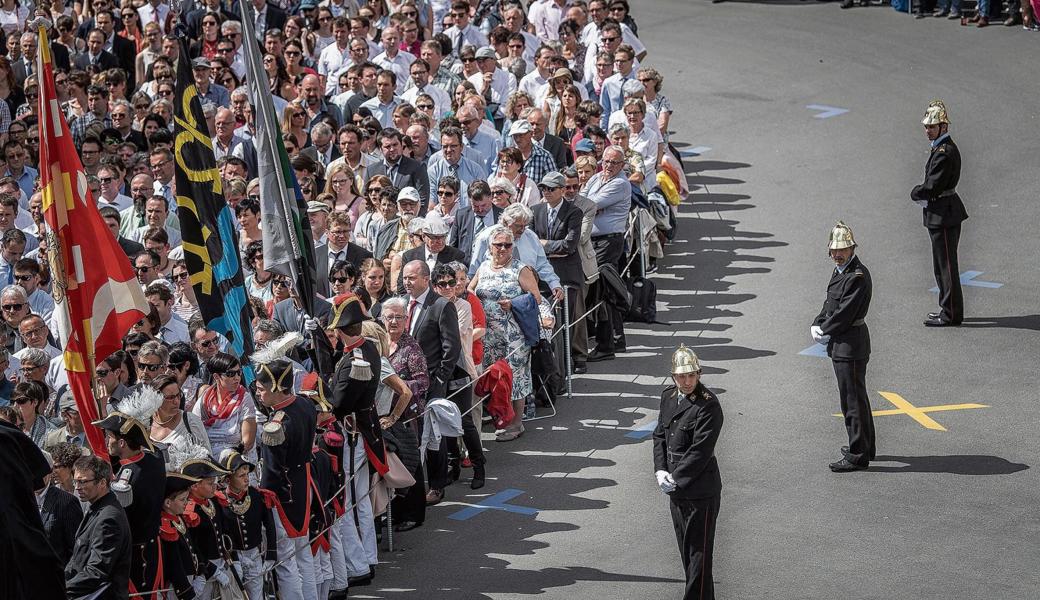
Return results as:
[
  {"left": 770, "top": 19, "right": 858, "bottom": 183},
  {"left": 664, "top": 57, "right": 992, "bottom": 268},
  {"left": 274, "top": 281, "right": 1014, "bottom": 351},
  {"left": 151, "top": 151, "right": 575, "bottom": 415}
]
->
[
  {"left": 49, "top": 99, "right": 63, "bottom": 135},
  {"left": 72, "top": 246, "right": 85, "bottom": 283}
]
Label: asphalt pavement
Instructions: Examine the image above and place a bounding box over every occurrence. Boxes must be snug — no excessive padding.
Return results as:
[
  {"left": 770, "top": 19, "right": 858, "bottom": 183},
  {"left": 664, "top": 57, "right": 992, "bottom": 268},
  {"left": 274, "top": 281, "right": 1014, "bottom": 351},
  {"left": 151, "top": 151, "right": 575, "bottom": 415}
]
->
[{"left": 360, "top": 3, "right": 1040, "bottom": 598}]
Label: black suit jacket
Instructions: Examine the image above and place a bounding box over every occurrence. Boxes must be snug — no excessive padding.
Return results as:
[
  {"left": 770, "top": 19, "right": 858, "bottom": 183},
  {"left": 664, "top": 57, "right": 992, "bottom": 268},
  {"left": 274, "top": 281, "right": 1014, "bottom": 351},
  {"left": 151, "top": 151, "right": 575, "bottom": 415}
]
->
[
  {"left": 49, "top": 42, "right": 72, "bottom": 72},
  {"left": 813, "top": 255, "right": 871, "bottom": 361},
  {"left": 395, "top": 244, "right": 466, "bottom": 294},
  {"left": 41, "top": 485, "right": 84, "bottom": 565},
  {"left": 315, "top": 242, "right": 374, "bottom": 297},
  {"left": 65, "top": 492, "right": 132, "bottom": 600},
  {"left": 364, "top": 157, "right": 431, "bottom": 207},
  {"left": 448, "top": 205, "right": 503, "bottom": 266},
  {"left": 409, "top": 291, "right": 461, "bottom": 399},
  {"left": 73, "top": 49, "right": 121, "bottom": 74},
  {"left": 539, "top": 133, "right": 571, "bottom": 168},
  {"left": 529, "top": 200, "right": 583, "bottom": 287},
  {"left": 910, "top": 136, "right": 968, "bottom": 229},
  {"left": 300, "top": 144, "right": 342, "bottom": 169},
  {"left": 11, "top": 58, "right": 33, "bottom": 88},
  {"left": 118, "top": 236, "right": 144, "bottom": 260},
  {"left": 652, "top": 383, "right": 723, "bottom": 500},
  {"left": 110, "top": 35, "right": 137, "bottom": 90}
]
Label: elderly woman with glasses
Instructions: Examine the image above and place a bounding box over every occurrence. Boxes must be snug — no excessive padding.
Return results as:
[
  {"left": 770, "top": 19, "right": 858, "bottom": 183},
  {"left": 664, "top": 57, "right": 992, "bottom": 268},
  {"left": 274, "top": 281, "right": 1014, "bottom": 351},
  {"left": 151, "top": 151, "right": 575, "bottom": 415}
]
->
[
  {"left": 192, "top": 352, "right": 257, "bottom": 461},
  {"left": 469, "top": 225, "right": 544, "bottom": 441},
  {"left": 149, "top": 373, "right": 211, "bottom": 458}
]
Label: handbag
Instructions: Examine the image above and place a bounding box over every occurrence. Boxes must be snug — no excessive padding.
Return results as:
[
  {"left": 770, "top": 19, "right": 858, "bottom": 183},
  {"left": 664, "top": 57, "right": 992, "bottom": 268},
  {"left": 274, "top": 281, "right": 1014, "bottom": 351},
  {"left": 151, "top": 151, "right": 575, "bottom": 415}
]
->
[{"left": 382, "top": 451, "right": 417, "bottom": 488}]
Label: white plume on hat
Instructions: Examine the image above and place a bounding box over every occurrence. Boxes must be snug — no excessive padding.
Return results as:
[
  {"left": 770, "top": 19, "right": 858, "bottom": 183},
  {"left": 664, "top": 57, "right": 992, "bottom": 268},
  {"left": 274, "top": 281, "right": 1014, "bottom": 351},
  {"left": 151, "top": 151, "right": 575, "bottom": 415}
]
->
[
  {"left": 167, "top": 439, "right": 212, "bottom": 472},
  {"left": 118, "top": 385, "right": 163, "bottom": 424},
  {"left": 252, "top": 331, "right": 304, "bottom": 366}
]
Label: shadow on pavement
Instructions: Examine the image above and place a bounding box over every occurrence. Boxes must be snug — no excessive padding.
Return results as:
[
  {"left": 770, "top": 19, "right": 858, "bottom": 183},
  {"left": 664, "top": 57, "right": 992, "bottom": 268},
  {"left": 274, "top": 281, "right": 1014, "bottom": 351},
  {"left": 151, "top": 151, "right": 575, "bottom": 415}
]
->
[
  {"left": 958, "top": 315, "right": 1040, "bottom": 332},
  {"left": 870, "top": 455, "right": 1031, "bottom": 475}
]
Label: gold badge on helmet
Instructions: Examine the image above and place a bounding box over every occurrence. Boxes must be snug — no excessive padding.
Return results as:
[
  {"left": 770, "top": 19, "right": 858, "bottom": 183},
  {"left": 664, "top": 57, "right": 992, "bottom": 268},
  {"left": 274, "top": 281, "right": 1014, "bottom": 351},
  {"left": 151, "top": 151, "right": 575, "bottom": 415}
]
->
[
  {"left": 828, "top": 221, "right": 856, "bottom": 250},
  {"left": 672, "top": 344, "right": 701, "bottom": 375},
  {"left": 921, "top": 100, "right": 950, "bottom": 126}
]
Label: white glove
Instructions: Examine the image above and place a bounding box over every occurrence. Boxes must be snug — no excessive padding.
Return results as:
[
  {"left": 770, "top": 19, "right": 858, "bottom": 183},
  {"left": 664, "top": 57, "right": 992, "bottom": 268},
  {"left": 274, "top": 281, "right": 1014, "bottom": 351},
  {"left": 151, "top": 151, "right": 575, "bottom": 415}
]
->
[
  {"left": 304, "top": 317, "right": 320, "bottom": 332},
  {"left": 810, "top": 325, "right": 826, "bottom": 344},
  {"left": 213, "top": 566, "right": 230, "bottom": 587},
  {"left": 655, "top": 470, "right": 676, "bottom": 494}
]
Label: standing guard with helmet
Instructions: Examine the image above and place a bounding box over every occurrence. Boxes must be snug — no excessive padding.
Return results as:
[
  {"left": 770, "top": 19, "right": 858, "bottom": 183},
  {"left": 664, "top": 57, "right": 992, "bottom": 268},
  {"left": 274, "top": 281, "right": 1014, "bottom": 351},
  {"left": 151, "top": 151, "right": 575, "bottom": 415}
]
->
[
  {"left": 912, "top": 100, "right": 969, "bottom": 327},
  {"left": 326, "top": 292, "right": 388, "bottom": 589},
  {"left": 652, "top": 345, "right": 724, "bottom": 600},
  {"left": 252, "top": 342, "right": 320, "bottom": 600},
  {"left": 92, "top": 386, "right": 167, "bottom": 599},
  {"left": 811, "top": 221, "right": 875, "bottom": 472}
]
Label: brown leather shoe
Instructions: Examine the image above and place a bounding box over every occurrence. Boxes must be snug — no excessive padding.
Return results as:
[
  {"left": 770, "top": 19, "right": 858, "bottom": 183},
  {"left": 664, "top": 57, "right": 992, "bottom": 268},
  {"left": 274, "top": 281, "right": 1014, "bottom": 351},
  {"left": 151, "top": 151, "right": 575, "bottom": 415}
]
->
[
  {"left": 425, "top": 489, "right": 444, "bottom": 506},
  {"left": 977, "top": 16, "right": 989, "bottom": 26}
]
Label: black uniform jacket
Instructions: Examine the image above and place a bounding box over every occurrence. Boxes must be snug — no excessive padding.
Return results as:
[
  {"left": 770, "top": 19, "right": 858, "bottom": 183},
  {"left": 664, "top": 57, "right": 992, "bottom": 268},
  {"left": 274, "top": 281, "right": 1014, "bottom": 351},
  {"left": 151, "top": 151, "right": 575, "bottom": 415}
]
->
[
  {"left": 117, "top": 450, "right": 166, "bottom": 544},
  {"left": 813, "top": 255, "right": 872, "bottom": 361},
  {"left": 65, "top": 491, "right": 132, "bottom": 600},
  {"left": 220, "top": 487, "right": 279, "bottom": 561},
  {"left": 185, "top": 494, "right": 225, "bottom": 578},
  {"left": 331, "top": 339, "right": 389, "bottom": 473},
  {"left": 910, "top": 136, "right": 969, "bottom": 229},
  {"left": 159, "top": 512, "right": 198, "bottom": 600},
  {"left": 260, "top": 395, "right": 317, "bottom": 536},
  {"left": 652, "top": 383, "right": 724, "bottom": 500}
]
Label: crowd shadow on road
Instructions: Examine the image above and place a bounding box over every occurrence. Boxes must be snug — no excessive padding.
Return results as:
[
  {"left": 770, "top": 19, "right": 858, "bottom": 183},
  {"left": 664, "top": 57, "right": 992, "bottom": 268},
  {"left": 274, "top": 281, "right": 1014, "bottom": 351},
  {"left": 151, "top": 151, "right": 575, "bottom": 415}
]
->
[
  {"left": 958, "top": 315, "right": 1040, "bottom": 332},
  {"left": 870, "top": 454, "right": 1030, "bottom": 475}
]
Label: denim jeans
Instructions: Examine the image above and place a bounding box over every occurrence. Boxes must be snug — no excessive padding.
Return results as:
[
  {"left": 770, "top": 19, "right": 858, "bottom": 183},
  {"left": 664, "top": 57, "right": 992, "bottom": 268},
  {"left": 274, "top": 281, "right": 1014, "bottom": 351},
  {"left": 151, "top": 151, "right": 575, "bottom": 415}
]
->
[{"left": 939, "top": 0, "right": 961, "bottom": 11}]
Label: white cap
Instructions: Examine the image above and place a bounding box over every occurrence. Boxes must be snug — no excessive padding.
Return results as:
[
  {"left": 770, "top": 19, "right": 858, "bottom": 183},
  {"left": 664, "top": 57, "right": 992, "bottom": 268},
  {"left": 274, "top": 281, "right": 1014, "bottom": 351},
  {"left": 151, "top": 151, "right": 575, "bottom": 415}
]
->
[
  {"left": 423, "top": 214, "right": 450, "bottom": 236},
  {"left": 397, "top": 187, "right": 421, "bottom": 204}
]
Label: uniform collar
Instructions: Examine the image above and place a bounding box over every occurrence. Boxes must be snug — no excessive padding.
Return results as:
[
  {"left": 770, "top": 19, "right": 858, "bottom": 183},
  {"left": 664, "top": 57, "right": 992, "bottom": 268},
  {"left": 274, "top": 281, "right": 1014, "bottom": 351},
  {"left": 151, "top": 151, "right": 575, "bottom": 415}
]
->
[{"left": 930, "top": 133, "right": 950, "bottom": 148}]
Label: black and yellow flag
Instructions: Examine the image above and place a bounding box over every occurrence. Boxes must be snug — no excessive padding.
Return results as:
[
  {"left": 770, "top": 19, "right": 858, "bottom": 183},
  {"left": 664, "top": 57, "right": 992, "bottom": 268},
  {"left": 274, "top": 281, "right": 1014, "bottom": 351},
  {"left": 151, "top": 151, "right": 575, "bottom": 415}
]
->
[{"left": 173, "top": 42, "right": 254, "bottom": 378}]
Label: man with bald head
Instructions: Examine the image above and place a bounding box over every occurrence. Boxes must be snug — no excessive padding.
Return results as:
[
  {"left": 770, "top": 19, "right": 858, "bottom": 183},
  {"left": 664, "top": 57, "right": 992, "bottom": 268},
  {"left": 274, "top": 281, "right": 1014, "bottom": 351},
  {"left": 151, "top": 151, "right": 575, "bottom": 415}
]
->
[
  {"left": 457, "top": 105, "right": 500, "bottom": 172},
  {"left": 211, "top": 107, "right": 244, "bottom": 161},
  {"left": 299, "top": 73, "right": 341, "bottom": 127},
  {"left": 525, "top": 107, "right": 571, "bottom": 168}
]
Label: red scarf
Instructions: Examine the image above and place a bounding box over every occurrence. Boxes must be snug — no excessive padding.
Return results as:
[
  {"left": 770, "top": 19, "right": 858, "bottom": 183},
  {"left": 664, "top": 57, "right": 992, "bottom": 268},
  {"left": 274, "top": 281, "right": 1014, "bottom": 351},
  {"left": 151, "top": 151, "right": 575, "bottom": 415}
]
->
[{"left": 201, "top": 385, "right": 245, "bottom": 427}]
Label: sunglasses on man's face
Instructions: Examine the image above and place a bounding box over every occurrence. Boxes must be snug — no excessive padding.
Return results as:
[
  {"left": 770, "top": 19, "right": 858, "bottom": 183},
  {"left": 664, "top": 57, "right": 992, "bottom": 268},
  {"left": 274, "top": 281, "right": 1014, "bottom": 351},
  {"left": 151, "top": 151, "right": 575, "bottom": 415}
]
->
[{"left": 137, "top": 362, "right": 165, "bottom": 372}]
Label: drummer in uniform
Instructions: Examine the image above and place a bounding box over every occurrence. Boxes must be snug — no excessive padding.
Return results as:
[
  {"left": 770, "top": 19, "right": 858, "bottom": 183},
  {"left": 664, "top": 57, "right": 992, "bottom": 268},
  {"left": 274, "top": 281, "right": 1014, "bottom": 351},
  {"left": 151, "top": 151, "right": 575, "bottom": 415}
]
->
[
  {"left": 651, "top": 345, "right": 724, "bottom": 600},
  {"left": 810, "top": 221, "right": 875, "bottom": 472},
  {"left": 911, "top": 100, "right": 969, "bottom": 327},
  {"left": 253, "top": 350, "right": 319, "bottom": 600},
  {"left": 326, "top": 292, "right": 389, "bottom": 588},
  {"left": 93, "top": 387, "right": 166, "bottom": 599}
]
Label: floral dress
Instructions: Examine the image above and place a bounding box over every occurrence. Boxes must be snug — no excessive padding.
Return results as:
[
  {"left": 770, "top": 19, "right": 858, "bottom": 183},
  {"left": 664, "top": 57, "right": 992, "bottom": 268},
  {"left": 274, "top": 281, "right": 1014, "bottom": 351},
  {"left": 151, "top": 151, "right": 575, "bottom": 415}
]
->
[{"left": 475, "top": 258, "right": 532, "bottom": 403}]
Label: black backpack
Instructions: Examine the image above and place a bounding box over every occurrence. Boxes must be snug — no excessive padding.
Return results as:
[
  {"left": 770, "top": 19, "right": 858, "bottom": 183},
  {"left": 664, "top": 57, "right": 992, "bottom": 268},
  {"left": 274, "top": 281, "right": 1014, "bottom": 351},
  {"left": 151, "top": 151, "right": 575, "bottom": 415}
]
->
[{"left": 625, "top": 276, "right": 658, "bottom": 323}]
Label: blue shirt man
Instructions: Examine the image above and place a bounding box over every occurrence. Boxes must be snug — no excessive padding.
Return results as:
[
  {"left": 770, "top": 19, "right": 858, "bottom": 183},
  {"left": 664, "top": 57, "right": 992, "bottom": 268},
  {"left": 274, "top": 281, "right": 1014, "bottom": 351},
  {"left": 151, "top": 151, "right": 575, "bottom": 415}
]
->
[{"left": 584, "top": 147, "right": 631, "bottom": 236}]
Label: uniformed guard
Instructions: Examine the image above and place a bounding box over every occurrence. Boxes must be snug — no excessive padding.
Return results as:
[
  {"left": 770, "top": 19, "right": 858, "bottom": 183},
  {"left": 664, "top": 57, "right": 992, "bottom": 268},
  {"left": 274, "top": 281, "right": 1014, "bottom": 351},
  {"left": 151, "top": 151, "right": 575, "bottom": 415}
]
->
[
  {"left": 651, "top": 345, "right": 724, "bottom": 600},
  {"left": 326, "top": 292, "right": 388, "bottom": 588},
  {"left": 181, "top": 452, "right": 235, "bottom": 599},
  {"left": 92, "top": 385, "right": 166, "bottom": 599},
  {"left": 252, "top": 344, "right": 319, "bottom": 600},
  {"left": 160, "top": 472, "right": 202, "bottom": 600},
  {"left": 217, "top": 449, "right": 278, "bottom": 600},
  {"left": 811, "top": 221, "right": 875, "bottom": 472},
  {"left": 912, "top": 100, "right": 969, "bottom": 327}
]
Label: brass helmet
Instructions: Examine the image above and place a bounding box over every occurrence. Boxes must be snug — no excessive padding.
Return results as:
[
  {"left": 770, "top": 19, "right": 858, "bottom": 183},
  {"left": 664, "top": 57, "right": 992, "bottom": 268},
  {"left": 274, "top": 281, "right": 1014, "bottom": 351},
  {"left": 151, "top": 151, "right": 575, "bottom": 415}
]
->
[
  {"left": 672, "top": 344, "right": 701, "bottom": 375},
  {"left": 827, "top": 221, "right": 856, "bottom": 250},
  {"left": 921, "top": 100, "right": 950, "bottom": 126}
]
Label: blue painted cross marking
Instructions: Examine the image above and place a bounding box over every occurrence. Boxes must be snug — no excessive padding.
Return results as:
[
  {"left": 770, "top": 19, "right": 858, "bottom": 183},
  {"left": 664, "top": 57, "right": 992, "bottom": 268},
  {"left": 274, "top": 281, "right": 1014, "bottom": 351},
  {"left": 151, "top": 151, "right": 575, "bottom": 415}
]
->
[
  {"left": 447, "top": 489, "right": 539, "bottom": 521},
  {"left": 806, "top": 104, "right": 850, "bottom": 119},
  {"left": 929, "top": 270, "right": 1003, "bottom": 292},
  {"left": 625, "top": 420, "right": 658, "bottom": 439},
  {"left": 799, "top": 343, "right": 828, "bottom": 358},
  {"left": 679, "top": 146, "right": 712, "bottom": 157}
]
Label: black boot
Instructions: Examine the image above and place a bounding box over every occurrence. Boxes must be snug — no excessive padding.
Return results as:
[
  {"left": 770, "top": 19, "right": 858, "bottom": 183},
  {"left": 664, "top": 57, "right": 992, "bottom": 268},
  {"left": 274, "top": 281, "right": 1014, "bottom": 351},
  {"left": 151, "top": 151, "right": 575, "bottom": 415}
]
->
[
  {"left": 471, "top": 463, "right": 486, "bottom": 489},
  {"left": 448, "top": 458, "right": 461, "bottom": 484}
]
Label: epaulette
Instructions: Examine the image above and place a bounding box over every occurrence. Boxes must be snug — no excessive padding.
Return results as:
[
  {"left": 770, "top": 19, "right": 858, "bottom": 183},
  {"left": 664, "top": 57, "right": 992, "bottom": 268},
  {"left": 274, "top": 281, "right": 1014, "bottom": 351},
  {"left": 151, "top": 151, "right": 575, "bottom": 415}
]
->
[
  {"left": 212, "top": 491, "right": 229, "bottom": 507},
  {"left": 261, "top": 411, "right": 287, "bottom": 446},
  {"left": 159, "top": 517, "right": 180, "bottom": 542},
  {"left": 111, "top": 468, "right": 134, "bottom": 507},
  {"left": 182, "top": 508, "right": 201, "bottom": 528},
  {"left": 937, "top": 145, "right": 946, "bottom": 153},
  {"left": 257, "top": 487, "right": 278, "bottom": 509}
]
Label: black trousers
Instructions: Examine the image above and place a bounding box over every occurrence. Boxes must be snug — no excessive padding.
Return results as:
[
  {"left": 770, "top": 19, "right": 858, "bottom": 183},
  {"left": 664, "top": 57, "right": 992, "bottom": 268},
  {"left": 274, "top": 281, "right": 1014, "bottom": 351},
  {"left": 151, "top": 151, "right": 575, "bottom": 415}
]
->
[
  {"left": 426, "top": 384, "right": 483, "bottom": 491},
  {"left": 670, "top": 495, "right": 720, "bottom": 600},
  {"left": 591, "top": 234, "right": 626, "bottom": 352},
  {"left": 567, "top": 283, "right": 588, "bottom": 364},
  {"left": 832, "top": 358, "right": 875, "bottom": 465},
  {"left": 392, "top": 418, "right": 427, "bottom": 524},
  {"left": 929, "top": 225, "right": 963, "bottom": 324}
]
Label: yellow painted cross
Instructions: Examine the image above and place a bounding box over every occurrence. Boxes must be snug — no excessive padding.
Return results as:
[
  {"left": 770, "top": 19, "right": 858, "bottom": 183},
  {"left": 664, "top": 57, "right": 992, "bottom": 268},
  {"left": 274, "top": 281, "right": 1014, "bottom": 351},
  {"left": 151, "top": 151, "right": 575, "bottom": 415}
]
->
[{"left": 833, "top": 391, "right": 988, "bottom": 431}]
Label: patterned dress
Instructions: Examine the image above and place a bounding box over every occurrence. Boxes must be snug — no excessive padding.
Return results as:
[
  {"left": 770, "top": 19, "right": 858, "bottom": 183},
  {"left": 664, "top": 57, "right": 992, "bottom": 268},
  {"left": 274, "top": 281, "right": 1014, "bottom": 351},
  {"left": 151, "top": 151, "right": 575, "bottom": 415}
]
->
[{"left": 475, "top": 259, "right": 532, "bottom": 403}]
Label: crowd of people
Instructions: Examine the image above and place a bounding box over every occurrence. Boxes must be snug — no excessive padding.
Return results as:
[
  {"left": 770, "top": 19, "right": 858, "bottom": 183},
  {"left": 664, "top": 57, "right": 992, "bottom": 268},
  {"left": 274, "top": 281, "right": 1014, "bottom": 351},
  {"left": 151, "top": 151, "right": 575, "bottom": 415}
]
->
[
  {"left": 831, "top": 0, "right": 1040, "bottom": 28},
  {"left": 0, "top": 0, "right": 692, "bottom": 598}
]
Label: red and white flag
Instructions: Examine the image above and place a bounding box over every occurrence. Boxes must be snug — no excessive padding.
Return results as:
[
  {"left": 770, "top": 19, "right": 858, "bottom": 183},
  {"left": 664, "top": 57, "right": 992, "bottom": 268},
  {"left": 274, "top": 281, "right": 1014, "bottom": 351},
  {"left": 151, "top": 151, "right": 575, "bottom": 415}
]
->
[{"left": 36, "top": 24, "right": 150, "bottom": 458}]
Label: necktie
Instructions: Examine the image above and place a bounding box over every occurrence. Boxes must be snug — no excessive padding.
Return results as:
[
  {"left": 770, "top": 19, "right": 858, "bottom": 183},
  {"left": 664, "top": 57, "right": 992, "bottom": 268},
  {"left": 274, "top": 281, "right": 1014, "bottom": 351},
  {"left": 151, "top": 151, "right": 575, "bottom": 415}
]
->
[
  {"left": 548, "top": 207, "right": 557, "bottom": 228},
  {"left": 454, "top": 28, "right": 464, "bottom": 57},
  {"left": 475, "top": 213, "right": 486, "bottom": 235},
  {"left": 387, "top": 162, "right": 397, "bottom": 182},
  {"left": 448, "top": 163, "right": 459, "bottom": 179},
  {"left": 408, "top": 298, "right": 418, "bottom": 332},
  {"left": 24, "top": 60, "right": 31, "bottom": 76}
]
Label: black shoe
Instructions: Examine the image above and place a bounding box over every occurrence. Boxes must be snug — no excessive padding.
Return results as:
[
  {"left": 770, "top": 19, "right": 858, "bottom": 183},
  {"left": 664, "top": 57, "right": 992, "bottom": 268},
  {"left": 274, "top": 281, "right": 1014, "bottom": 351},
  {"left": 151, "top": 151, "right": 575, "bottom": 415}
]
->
[
  {"left": 924, "top": 317, "right": 958, "bottom": 327},
  {"left": 471, "top": 463, "right": 485, "bottom": 489},
  {"left": 841, "top": 0, "right": 854, "bottom": 8},
  {"left": 587, "top": 350, "right": 615, "bottom": 362},
  {"left": 614, "top": 343, "right": 627, "bottom": 353},
  {"left": 572, "top": 363, "right": 587, "bottom": 375},
  {"left": 829, "top": 458, "right": 868, "bottom": 472},
  {"left": 329, "top": 588, "right": 349, "bottom": 600},
  {"left": 394, "top": 520, "right": 423, "bottom": 532},
  {"left": 841, "top": 445, "right": 850, "bottom": 456},
  {"left": 448, "top": 460, "right": 461, "bottom": 484},
  {"left": 348, "top": 569, "right": 375, "bottom": 586},
  {"left": 915, "top": 10, "right": 926, "bottom": 17},
  {"left": 927, "top": 312, "right": 941, "bottom": 320}
]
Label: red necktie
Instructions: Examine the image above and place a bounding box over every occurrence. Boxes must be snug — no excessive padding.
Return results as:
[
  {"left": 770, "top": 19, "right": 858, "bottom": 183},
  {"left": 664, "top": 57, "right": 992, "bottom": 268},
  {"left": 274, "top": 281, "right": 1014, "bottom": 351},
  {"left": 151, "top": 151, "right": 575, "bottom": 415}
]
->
[{"left": 408, "top": 299, "right": 418, "bottom": 330}]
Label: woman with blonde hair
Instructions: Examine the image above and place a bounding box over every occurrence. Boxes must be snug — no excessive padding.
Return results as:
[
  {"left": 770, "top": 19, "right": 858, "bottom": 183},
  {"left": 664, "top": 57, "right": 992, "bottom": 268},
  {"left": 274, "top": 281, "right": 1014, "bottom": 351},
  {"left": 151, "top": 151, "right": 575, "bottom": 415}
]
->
[
  {"left": 324, "top": 162, "right": 366, "bottom": 222},
  {"left": 281, "top": 102, "right": 310, "bottom": 149}
]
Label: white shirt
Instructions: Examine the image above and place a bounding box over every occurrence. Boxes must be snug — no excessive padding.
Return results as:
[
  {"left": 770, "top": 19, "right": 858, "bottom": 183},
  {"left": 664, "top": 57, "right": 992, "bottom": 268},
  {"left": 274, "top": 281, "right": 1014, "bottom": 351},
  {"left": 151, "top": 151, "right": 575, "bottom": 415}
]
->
[
  {"left": 444, "top": 24, "right": 488, "bottom": 55},
  {"left": 159, "top": 313, "right": 190, "bottom": 345},
  {"left": 318, "top": 43, "right": 353, "bottom": 90},
  {"left": 137, "top": 3, "right": 171, "bottom": 33},
  {"left": 97, "top": 193, "right": 134, "bottom": 212},
  {"left": 402, "top": 83, "right": 452, "bottom": 120},
  {"left": 372, "top": 50, "right": 417, "bottom": 95},
  {"left": 466, "top": 69, "right": 517, "bottom": 116},
  {"left": 517, "top": 70, "right": 549, "bottom": 101},
  {"left": 528, "top": 0, "right": 569, "bottom": 41},
  {"left": 407, "top": 288, "right": 430, "bottom": 335}
]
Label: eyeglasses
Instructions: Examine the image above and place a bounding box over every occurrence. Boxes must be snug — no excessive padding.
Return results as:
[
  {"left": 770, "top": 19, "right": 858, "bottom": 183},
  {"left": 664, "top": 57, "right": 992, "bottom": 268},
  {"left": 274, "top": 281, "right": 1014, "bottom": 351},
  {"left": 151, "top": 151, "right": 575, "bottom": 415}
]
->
[
  {"left": 601, "top": 36, "right": 619, "bottom": 43},
  {"left": 434, "top": 279, "right": 456, "bottom": 288},
  {"left": 272, "top": 279, "right": 289, "bottom": 287},
  {"left": 95, "top": 368, "right": 111, "bottom": 377},
  {"left": 162, "top": 391, "right": 183, "bottom": 401},
  {"left": 492, "top": 242, "right": 513, "bottom": 249},
  {"left": 1, "top": 303, "right": 25, "bottom": 311},
  {"left": 330, "top": 276, "right": 351, "bottom": 284},
  {"left": 19, "top": 365, "right": 43, "bottom": 373},
  {"left": 285, "top": 50, "right": 301, "bottom": 57},
  {"left": 437, "top": 190, "right": 455, "bottom": 197},
  {"left": 21, "top": 325, "right": 46, "bottom": 338},
  {"left": 13, "top": 273, "right": 31, "bottom": 282},
  {"left": 172, "top": 272, "right": 189, "bottom": 282},
  {"left": 135, "top": 103, "right": 150, "bottom": 109},
  {"left": 136, "top": 362, "right": 165, "bottom": 372},
  {"left": 603, "top": 159, "right": 625, "bottom": 165},
  {"left": 150, "top": 159, "right": 171, "bottom": 170},
  {"left": 135, "top": 265, "right": 152, "bottom": 273},
  {"left": 383, "top": 314, "right": 407, "bottom": 322},
  {"left": 491, "top": 189, "right": 509, "bottom": 196},
  {"left": 222, "top": 368, "right": 242, "bottom": 377},
  {"left": 197, "top": 337, "right": 217, "bottom": 348},
  {"left": 416, "top": 103, "right": 434, "bottom": 110},
  {"left": 73, "top": 477, "right": 100, "bottom": 488},
  {"left": 461, "top": 57, "right": 475, "bottom": 63}
]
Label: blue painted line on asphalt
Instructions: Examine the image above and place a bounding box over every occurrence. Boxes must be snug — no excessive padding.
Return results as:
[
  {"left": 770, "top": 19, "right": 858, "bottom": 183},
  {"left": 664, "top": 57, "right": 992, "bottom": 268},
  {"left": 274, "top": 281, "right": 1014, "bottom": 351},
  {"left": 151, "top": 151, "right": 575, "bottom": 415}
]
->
[
  {"left": 806, "top": 104, "right": 850, "bottom": 119},
  {"left": 679, "top": 146, "right": 712, "bottom": 157},
  {"left": 625, "top": 420, "right": 658, "bottom": 439},
  {"left": 799, "top": 343, "right": 828, "bottom": 358},
  {"left": 929, "top": 270, "right": 1003, "bottom": 292},
  {"left": 447, "top": 488, "right": 539, "bottom": 521}
]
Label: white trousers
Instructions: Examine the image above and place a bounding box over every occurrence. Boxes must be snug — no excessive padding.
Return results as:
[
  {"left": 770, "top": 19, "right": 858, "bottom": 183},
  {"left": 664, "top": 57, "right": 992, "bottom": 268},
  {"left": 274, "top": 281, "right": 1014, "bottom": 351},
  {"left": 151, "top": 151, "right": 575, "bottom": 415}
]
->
[
  {"left": 342, "top": 439, "right": 378, "bottom": 577},
  {"left": 236, "top": 546, "right": 264, "bottom": 600},
  {"left": 328, "top": 512, "right": 350, "bottom": 591},
  {"left": 273, "top": 512, "right": 319, "bottom": 600}
]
